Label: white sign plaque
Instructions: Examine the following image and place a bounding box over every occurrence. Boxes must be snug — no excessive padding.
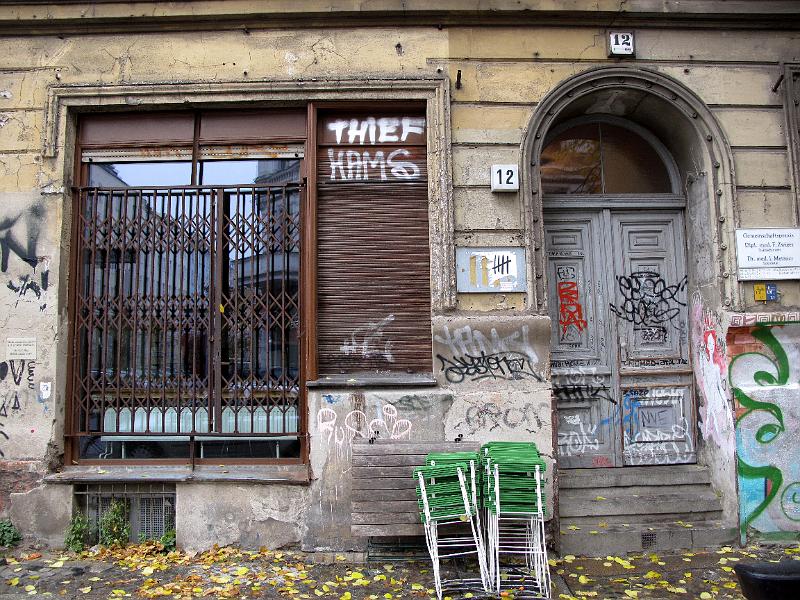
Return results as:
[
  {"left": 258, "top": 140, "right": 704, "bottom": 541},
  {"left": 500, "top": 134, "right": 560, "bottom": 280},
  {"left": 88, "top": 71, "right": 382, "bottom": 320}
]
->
[
  {"left": 490, "top": 164, "right": 519, "bottom": 192},
  {"left": 456, "top": 247, "right": 527, "bottom": 293},
  {"left": 7, "top": 337, "right": 37, "bottom": 360},
  {"left": 736, "top": 228, "right": 800, "bottom": 280},
  {"left": 608, "top": 31, "right": 635, "bottom": 56}
]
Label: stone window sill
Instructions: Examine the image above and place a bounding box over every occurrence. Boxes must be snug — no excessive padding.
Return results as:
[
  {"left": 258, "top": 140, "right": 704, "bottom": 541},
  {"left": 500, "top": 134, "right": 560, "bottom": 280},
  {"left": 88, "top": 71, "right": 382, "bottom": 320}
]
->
[
  {"left": 306, "top": 373, "right": 437, "bottom": 388},
  {"left": 45, "top": 464, "right": 310, "bottom": 485}
]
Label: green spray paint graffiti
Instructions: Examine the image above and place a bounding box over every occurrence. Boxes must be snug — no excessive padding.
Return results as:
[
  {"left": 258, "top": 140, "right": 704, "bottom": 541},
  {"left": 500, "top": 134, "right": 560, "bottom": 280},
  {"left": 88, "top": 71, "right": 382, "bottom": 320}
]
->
[{"left": 729, "top": 324, "right": 800, "bottom": 539}]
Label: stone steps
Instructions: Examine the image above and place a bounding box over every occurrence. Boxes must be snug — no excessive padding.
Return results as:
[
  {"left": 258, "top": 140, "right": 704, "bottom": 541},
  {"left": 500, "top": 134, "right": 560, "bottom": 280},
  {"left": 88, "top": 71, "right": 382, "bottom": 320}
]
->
[
  {"left": 559, "top": 520, "right": 738, "bottom": 556},
  {"left": 557, "top": 465, "right": 736, "bottom": 555}
]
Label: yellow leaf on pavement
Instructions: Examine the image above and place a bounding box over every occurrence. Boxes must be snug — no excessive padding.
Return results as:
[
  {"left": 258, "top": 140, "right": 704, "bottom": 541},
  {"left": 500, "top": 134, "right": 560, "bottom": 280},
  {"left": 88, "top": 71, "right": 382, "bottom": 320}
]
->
[
  {"left": 624, "top": 591, "right": 638, "bottom": 598},
  {"left": 700, "top": 593, "right": 712, "bottom": 599},
  {"left": 644, "top": 571, "right": 662, "bottom": 579},
  {"left": 78, "top": 587, "right": 91, "bottom": 594}
]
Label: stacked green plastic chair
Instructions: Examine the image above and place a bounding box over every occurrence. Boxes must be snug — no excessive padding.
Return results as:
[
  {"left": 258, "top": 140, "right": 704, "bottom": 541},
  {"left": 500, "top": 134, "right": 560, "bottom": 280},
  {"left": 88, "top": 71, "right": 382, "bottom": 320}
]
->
[
  {"left": 481, "top": 441, "right": 551, "bottom": 598},
  {"left": 481, "top": 442, "right": 547, "bottom": 515},
  {"left": 413, "top": 462, "right": 474, "bottom": 523},
  {"left": 413, "top": 452, "right": 489, "bottom": 598}
]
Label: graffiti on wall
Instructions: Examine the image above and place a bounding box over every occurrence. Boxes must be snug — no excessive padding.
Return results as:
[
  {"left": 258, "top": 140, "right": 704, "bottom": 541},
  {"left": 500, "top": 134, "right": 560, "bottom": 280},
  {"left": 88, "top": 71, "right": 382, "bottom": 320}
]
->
[
  {"left": 317, "top": 393, "right": 413, "bottom": 463},
  {"left": 436, "top": 352, "right": 541, "bottom": 384},
  {"left": 730, "top": 324, "right": 800, "bottom": 537},
  {"left": 690, "top": 293, "right": 733, "bottom": 448},
  {"left": 434, "top": 323, "right": 543, "bottom": 384},
  {"left": 325, "top": 116, "right": 425, "bottom": 182},
  {"left": 0, "top": 202, "right": 50, "bottom": 311},
  {"left": 458, "top": 401, "right": 543, "bottom": 433},
  {"left": 556, "top": 266, "right": 587, "bottom": 342},
  {"left": 340, "top": 314, "right": 395, "bottom": 363},
  {"left": 610, "top": 271, "right": 687, "bottom": 342},
  {"left": 0, "top": 359, "right": 35, "bottom": 417}
]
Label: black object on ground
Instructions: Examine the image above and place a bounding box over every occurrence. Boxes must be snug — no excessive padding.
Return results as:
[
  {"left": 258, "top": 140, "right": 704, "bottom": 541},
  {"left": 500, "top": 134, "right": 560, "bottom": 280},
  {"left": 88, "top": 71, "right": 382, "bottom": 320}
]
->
[{"left": 734, "top": 560, "right": 800, "bottom": 600}]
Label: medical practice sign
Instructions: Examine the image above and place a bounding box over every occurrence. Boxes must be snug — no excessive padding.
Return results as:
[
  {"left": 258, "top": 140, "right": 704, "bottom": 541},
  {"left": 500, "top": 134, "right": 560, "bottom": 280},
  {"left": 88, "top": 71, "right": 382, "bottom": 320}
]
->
[{"left": 736, "top": 228, "right": 800, "bottom": 280}]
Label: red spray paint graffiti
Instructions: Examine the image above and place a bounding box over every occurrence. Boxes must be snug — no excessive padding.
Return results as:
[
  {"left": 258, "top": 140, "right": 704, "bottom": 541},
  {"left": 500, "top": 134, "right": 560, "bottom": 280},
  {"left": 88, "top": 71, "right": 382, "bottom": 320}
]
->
[{"left": 557, "top": 280, "right": 587, "bottom": 338}]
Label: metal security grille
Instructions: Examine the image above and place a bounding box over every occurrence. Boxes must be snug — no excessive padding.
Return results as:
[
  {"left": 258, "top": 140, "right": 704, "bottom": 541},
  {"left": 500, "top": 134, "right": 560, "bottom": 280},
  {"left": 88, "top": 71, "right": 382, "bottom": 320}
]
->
[
  {"left": 76, "top": 483, "right": 176, "bottom": 543},
  {"left": 69, "top": 184, "right": 303, "bottom": 444}
]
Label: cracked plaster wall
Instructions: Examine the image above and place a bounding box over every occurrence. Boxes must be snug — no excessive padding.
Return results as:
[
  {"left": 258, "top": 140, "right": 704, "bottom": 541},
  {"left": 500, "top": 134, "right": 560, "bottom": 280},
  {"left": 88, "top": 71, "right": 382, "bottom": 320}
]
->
[{"left": 0, "top": 12, "right": 798, "bottom": 548}]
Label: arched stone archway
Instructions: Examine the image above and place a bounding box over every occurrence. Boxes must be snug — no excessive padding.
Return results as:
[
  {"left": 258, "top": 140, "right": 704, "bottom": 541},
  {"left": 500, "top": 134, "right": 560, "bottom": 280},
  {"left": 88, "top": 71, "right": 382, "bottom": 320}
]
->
[
  {"left": 522, "top": 66, "right": 740, "bottom": 529},
  {"left": 521, "top": 66, "right": 738, "bottom": 313}
]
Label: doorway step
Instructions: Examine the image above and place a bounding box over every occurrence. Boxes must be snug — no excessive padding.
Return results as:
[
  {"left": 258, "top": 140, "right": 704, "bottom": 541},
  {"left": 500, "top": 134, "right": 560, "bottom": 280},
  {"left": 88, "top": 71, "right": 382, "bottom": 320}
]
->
[{"left": 558, "top": 465, "right": 737, "bottom": 556}]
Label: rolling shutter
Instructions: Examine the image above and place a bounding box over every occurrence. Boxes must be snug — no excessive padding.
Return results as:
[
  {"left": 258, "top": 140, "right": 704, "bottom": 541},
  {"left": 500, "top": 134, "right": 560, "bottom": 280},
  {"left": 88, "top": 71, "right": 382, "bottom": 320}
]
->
[{"left": 316, "top": 111, "right": 432, "bottom": 375}]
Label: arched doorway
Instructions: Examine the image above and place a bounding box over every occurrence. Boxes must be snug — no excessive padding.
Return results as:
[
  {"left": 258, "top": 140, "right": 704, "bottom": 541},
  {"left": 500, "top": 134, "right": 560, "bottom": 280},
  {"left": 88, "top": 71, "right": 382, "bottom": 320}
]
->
[{"left": 543, "top": 116, "right": 695, "bottom": 468}]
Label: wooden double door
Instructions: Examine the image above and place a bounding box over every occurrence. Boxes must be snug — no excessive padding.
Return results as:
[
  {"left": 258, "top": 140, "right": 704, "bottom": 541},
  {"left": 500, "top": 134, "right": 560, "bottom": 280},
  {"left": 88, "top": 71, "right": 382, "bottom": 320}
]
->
[{"left": 547, "top": 209, "right": 696, "bottom": 468}]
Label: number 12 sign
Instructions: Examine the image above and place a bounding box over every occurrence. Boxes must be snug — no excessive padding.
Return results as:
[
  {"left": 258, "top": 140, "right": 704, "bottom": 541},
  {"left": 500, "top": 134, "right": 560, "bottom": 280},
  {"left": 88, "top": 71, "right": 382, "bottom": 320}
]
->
[
  {"left": 490, "top": 164, "right": 519, "bottom": 192},
  {"left": 608, "top": 31, "right": 635, "bottom": 57}
]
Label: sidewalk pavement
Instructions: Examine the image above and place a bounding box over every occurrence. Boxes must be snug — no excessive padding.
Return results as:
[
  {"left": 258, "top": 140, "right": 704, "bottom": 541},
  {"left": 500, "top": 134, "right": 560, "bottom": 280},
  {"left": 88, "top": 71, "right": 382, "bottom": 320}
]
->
[{"left": 0, "top": 541, "right": 798, "bottom": 599}]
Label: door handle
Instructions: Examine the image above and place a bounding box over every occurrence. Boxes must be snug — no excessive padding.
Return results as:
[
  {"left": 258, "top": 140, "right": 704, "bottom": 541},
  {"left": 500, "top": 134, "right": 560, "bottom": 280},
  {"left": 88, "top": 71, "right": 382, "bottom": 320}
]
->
[{"left": 619, "top": 338, "right": 628, "bottom": 363}]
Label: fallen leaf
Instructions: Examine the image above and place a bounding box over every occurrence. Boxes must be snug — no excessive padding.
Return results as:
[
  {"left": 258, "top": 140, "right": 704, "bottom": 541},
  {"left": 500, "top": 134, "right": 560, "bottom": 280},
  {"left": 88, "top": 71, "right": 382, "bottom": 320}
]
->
[
  {"left": 624, "top": 591, "right": 638, "bottom": 599},
  {"left": 645, "top": 571, "right": 662, "bottom": 579}
]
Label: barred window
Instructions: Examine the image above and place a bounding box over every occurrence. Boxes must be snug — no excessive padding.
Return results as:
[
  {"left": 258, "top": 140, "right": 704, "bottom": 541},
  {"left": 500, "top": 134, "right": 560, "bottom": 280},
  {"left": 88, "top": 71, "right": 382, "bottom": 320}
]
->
[{"left": 69, "top": 112, "right": 306, "bottom": 463}]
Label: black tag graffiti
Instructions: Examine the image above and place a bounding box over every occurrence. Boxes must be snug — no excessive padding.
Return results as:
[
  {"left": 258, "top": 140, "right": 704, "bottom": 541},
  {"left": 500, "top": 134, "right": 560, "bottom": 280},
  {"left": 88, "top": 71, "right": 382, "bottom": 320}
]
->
[{"left": 610, "top": 271, "right": 687, "bottom": 337}]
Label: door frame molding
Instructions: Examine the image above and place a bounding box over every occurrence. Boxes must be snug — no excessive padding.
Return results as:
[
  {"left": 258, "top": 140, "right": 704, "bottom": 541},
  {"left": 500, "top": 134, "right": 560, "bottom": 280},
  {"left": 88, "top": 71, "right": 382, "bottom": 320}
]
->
[{"left": 521, "top": 66, "right": 737, "bottom": 314}]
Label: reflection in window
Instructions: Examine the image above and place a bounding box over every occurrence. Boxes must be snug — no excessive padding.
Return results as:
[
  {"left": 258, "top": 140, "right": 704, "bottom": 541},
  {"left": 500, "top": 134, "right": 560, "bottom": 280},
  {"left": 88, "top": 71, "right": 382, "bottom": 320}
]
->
[
  {"left": 88, "top": 162, "right": 192, "bottom": 187},
  {"left": 541, "top": 122, "right": 672, "bottom": 194}
]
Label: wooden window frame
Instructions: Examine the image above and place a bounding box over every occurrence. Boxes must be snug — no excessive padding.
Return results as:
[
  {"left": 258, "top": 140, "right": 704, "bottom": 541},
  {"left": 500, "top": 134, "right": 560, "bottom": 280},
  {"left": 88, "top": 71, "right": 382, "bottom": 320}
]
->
[{"left": 67, "top": 110, "right": 310, "bottom": 466}]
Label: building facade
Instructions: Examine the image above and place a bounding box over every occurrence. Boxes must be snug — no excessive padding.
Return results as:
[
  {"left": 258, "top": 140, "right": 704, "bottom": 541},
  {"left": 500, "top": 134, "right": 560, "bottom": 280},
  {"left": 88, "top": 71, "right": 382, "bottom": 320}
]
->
[{"left": 0, "top": 1, "right": 799, "bottom": 552}]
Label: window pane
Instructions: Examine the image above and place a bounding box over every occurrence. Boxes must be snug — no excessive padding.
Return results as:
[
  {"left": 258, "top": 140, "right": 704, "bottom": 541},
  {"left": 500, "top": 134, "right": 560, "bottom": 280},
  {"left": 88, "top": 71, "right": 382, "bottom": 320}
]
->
[
  {"left": 541, "top": 124, "right": 602, "bottom": 194},
  {"left": 540, "top": 122, "right": 673, "bottom": 194},
  {"left": 219, "top": 185, "right": 301, "bottom": 435},
  {"left": 88, "top": 162, "right": 192, "bottom": 187},
  {"left": 200, "top": 159, "right": 301, "bottom": 186},
  {"left": 600, "top": 124, "right": 672, "bottom": 193}
]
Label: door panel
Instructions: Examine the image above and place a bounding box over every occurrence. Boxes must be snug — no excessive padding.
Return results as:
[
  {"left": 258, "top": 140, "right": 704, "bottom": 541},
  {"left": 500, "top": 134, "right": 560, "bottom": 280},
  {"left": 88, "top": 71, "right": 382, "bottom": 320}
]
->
[
  {"left": 610, "top": 211, "right": 695, "bottom": 465},
  {"left": 610, "top": 214, "right": 689, "bottom": 367},
  {"left": 548, "top": 208, "right": 696, "bottom": 468},
  {"left": 621, "top": 384, "right": 696, "bottom": 465},
  {"left": 546, "top": 214, "right": 617, "bottom": 468}
]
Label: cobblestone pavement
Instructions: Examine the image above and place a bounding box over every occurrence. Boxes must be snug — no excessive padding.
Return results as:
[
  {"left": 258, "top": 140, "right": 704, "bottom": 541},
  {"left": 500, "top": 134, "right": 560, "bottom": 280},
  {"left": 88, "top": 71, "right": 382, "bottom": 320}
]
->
[{"left": 0, "top": 542, "right": 798, "bottom": 599}]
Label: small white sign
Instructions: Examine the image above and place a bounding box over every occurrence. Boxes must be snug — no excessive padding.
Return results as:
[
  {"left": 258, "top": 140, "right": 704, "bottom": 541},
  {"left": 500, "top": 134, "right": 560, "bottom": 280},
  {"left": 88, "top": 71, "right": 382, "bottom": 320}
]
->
[
  {"left": 7, "top": 337, "right": 37, "bottom": 360},
  {"left": 736, "top": 228, "right": 800, "bottom": 280},
  {"left": 608, "top": 31, "right": 635, "bottom": 56},
  {"left": 490, "top": 164, "right": 519, "bottom": 192},
  {"left": 456, "top": 247, "right": 527, "bottom": 293}
]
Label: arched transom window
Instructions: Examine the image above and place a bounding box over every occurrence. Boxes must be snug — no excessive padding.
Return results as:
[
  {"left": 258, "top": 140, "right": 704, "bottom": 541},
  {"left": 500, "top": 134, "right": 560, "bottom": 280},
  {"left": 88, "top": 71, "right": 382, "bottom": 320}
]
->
[{"left": 541, "top": 121, "right": 673, "bottom": 195}]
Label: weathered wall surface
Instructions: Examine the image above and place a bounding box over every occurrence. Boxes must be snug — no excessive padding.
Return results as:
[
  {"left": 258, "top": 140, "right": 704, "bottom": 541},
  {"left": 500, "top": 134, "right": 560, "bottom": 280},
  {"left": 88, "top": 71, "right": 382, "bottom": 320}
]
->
[
  {"left": 690, "top": 293, "right": 737, "bottom": 522},
  {"left": 0, "top": 1, "right": 798, "bottom": 549},
  {"left": 305, "top": 388, "right": 452, "bottom": 551},
  {"left": 176, "top": 483, "right": 310, "bottom": 553},
  {"left": 0, "top": 189, "right": 61, "bottom": 513},
  {"left": 729, "top": 324, "right": 800, "bottom": 541}
]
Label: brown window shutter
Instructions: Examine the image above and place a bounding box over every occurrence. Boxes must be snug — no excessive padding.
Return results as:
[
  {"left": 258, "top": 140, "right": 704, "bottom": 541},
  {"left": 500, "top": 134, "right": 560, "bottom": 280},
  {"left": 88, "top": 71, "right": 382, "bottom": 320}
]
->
[{"left": 316, "top": 112, "right": 432, "bottom": 375}]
